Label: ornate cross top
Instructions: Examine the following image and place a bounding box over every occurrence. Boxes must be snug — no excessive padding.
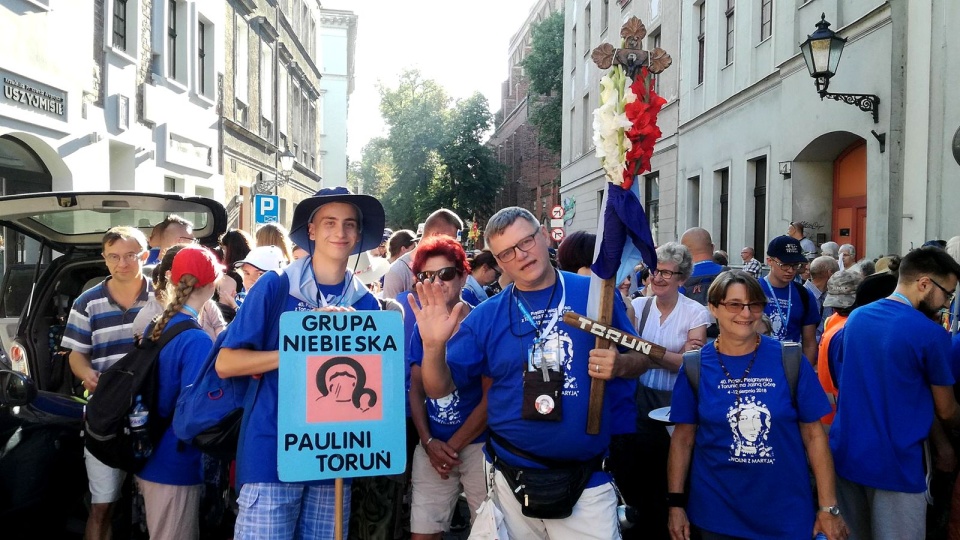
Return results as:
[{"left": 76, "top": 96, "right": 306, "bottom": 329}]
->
[{"left": 590, "top": 17, "right": 672, "bottom": 78}]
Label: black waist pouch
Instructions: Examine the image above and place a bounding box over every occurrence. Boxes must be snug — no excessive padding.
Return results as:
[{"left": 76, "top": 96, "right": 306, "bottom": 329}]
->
[{"left": 487, "top": 432, "right": 604, "bottom": 519}]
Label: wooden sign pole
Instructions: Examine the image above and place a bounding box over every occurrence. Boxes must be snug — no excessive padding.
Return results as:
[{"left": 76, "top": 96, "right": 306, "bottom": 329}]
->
[{"left": 335, "top": 477, "right": 344, "bottom": 540}]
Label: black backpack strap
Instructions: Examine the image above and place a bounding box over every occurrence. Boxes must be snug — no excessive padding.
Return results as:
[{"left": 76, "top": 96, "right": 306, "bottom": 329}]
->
[
  {"left": 781, "top": 342, "right": 802, "bottom": 408},
  {"left": 637, "top": 297, "right": 654, "bottom": 333},
  {"left": 682, "top": 349, "right": 702, "bottom": 399}
]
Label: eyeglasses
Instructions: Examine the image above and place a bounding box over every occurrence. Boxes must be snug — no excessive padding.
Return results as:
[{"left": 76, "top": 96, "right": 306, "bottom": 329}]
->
[
  {"left": 926, "top": 277, "right": 956, "bottom": 304},
  {"left": 653, "top": 268, "right": 681, "bottom": 279},
  {"left": 104, "top": 252, "right": 143, "bottom": 265},
  {"left": 718, "top": 301, "right": 767, "bottom": 314},
  {"left": 179, "top": 236, "right": 198, "bottom": 244},
  {"left": 494, "top": 231, "right": 539, "bottom": 263},
  {"left": 771, "top": 259, "right": 804, "bottom": 272},
  {"left": 416, "top": 267, "right": 460, "bottom": 283}
]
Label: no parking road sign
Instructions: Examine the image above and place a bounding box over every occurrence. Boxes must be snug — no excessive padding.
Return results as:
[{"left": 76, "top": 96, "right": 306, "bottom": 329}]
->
[{"left": 254, "top": 194, "right": 280, "bottom": 224}]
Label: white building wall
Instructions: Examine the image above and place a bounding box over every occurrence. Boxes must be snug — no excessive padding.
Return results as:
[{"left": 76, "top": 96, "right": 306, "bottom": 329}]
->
[
  {"left": 560, "top": 0, "right": 682, "bottom": 245},
  {"left": 0, "top": 0, "right": 223, "bottom": 201},
  {"left": 319, "top": 9, "right": 356, "bottom": 188}
]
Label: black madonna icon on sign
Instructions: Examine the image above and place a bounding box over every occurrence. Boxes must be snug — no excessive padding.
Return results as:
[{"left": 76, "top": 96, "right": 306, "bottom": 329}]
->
[{"left": 315, "top": 356, "right": 379, "bottom": 413}]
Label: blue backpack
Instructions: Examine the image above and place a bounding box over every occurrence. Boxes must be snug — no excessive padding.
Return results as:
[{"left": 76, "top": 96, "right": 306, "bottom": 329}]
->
[{"left": 172, "top": 271, "right": 289, "bottom": 459}]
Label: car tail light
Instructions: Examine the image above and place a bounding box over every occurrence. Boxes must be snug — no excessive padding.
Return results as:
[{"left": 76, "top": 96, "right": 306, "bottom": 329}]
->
[{"left": 9, "top": 340, "right": 30, "bottom": 377}]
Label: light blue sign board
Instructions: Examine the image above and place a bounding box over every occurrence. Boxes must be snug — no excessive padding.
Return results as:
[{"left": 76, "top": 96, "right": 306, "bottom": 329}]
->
[
  {"left": 277, "top": 310, "right": 406, "bottom": 482},
  {"left": 254, "top": 194, "right": 280, "bottom": 224}
]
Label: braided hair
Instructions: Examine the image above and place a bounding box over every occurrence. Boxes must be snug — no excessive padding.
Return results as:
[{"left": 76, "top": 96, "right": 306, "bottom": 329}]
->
[{"left": 149, "top": 274, "right": 199, "bottom": 341}]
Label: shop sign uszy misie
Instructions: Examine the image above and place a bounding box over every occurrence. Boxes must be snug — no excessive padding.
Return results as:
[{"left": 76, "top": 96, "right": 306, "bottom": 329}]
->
[{"left": 1, "top": 69, "right": 66, "bottom": 119}]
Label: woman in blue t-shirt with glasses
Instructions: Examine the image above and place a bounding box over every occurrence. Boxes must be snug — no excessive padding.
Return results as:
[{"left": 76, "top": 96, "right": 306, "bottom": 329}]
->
[{"left": 666, "top": 270, "right": 849, "bottom": 540}]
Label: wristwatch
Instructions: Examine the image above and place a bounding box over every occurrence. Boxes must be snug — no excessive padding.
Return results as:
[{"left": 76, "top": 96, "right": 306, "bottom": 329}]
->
[{"left": 819, "top": 505, "right": 841, "bottom": 516}]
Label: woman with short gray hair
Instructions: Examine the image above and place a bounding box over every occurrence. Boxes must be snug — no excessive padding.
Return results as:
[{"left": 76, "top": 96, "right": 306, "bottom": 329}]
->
[
  {"left": 626, "top": 241, "right": 710, "bottom": 536},
  {"left": 839, "top": 244, "right": 856, "bottom": 270}
]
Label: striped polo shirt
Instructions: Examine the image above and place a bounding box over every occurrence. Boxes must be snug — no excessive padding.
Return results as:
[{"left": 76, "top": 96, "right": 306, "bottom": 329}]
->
[{"left": 61, "top": 276, "right": 153, "bottom": 372}]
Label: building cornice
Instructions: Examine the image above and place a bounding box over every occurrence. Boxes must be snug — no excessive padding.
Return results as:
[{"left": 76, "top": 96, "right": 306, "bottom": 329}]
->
[
  {"left": 233, "top": 0, "right": 257, "bottom": 17},
  {"left": 253, "top": 15, "right": 280, "bottom": 42}
]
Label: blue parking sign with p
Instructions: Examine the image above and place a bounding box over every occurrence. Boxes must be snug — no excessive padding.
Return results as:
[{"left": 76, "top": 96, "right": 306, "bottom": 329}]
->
[{"left": 254, "top": 194, "right": 280, "bottom": 224}]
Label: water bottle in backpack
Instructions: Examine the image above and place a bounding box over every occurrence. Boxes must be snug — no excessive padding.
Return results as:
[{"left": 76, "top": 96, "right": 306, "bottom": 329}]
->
[{"left": 129, "top": 395, "right": 153, "bottom": 460}]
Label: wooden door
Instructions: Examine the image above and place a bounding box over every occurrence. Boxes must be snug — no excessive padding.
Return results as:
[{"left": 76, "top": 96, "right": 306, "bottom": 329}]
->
[{"left": 833, "top": 141, "right": 867, "bottom": 253}]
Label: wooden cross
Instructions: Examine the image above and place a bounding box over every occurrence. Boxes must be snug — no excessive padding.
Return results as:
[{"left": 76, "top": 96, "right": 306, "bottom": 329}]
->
[
  {"left": 591, "top": 16, "right": 672, "bottom": 78},
  {"left": 580, "top": 16, "right": 672, "bottom": 435}
]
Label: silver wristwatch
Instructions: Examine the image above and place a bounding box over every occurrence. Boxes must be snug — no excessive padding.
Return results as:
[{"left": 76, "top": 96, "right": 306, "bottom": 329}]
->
[{"left": 819, "top": 505, "right": 841, "bottom": 516}]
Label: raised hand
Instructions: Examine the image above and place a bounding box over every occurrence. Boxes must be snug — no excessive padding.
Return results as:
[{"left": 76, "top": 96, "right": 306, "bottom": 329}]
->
[{"left": 408, "top": 281, "right": 464, "bottom": 347}]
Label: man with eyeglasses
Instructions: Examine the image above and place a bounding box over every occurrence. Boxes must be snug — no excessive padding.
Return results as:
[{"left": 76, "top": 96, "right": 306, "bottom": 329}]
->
[
  {"left": 411, "top": 206, "right": 646, "bottom": 539},
  {"left": 829, "top": 246, "right": 960, "bottom": 539},
  {"left": 61, "top": 226, "right": 153, "bottom": 540},
  {"left": 762, "top": 236, "right": 821, "bottom": 365}
]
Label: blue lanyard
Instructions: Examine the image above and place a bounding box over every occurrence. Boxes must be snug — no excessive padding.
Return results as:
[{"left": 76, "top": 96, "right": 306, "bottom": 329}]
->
[
  {"left": 181, "top": 304, "right": 199, "bottom": 319},
  {"left": 514, "top": 271, "right": 566, "bottom": 345},
  {"left": 762, "top": 277, "right": 792, "bottom": 340},
  {"left": 891, "top": 292, "right": 912, "bottom": 306}
]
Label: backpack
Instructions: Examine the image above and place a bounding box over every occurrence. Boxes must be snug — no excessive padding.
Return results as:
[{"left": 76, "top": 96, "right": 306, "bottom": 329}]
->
[
  {"left": 83, "top": 319, "right": 200, "bottom": 472},
  {"left": 683, "top": 272, "right": 723, "bottom": 338},
  {"left": 172, "top": 271, "right": 289, "bottom": 459},
  {"left": 683, "top": 341, "right": 802, "bottom": 407},
  {"left": 682, "top": 272, "right": 721, "bottom": 306}
]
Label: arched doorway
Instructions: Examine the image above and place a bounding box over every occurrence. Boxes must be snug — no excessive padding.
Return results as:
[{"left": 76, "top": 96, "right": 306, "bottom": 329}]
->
[
  {"left": 832, "top": 141, "right": 867, "bottom": 258},
  {"left": 0, "top": 135, "right": 54, "bottom": 277}
]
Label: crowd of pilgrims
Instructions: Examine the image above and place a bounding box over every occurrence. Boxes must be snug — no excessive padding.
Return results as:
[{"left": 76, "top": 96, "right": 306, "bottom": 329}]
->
[{"left": 64, "top": 188, "right": 960, "bottom": 540}]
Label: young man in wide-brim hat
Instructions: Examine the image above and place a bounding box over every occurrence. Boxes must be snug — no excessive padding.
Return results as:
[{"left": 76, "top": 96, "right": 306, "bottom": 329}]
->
[{"left": 216, "top": 186, "right": 384, "bottom": 539}]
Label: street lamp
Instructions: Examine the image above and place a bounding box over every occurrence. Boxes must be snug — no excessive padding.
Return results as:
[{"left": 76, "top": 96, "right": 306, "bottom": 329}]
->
[
  {"left": 799, "top": 13, "right": 880, "bottom": 123},
  {"left": 256, "top": 147, "right": 296, "bottom": 193}
]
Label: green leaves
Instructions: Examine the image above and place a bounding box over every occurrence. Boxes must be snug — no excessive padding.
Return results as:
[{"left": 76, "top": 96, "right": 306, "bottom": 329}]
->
[
  {"left": 522, "top": 10, "right": 564, "bottom": 154},
  {"left": 354, "top": 70, "right": 504, "bottom": 229}
]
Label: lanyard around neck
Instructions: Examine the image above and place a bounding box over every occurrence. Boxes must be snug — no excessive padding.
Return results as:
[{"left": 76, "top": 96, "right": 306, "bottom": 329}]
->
[
  {"left": 762, "top": 276, "right": 792, "bottom": 340},
  {"left": 891, "top": 292, "right": 912, "bottom": 306},
  {"left": 515, "top": 270, "right": 566, "bottom": 344}
]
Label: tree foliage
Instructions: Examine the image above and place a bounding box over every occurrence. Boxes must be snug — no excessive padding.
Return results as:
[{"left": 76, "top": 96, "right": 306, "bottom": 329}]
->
[
  {"left": 360, "top": 70, "right": 504, "bottom": 228},
  {"left": 522, "top": 10, "right": 564, "bottom": 154},
  {"left": 348, "top": 138, "right": 393, "bottom": 201}
]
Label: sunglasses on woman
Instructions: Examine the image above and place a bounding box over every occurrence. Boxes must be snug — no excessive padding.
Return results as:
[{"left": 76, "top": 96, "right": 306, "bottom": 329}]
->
[{"left": 416, "top": 267, "right": 460, "bottom": 283}]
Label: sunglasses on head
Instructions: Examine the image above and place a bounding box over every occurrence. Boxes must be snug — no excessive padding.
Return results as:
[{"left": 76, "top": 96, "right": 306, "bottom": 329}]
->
[{"left": 416, "top": 267, "right": 460, "bottom": 283}]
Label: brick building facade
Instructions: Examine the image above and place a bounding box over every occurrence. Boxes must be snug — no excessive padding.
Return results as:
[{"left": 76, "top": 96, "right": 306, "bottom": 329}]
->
[{"left": 487, "top": 0, "right": 562, "bottom": 228}]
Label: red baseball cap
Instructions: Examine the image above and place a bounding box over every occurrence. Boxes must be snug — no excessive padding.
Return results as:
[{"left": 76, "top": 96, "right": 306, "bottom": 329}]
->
[{"left": 171, "top": 245, "right": 223, "bottom": 287}]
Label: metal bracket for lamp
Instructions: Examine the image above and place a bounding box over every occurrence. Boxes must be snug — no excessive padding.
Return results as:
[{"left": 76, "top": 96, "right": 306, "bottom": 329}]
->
[
  {"left": 255, "top": 148, "right": 296, "bottom": 193},
  {"left": 815, "top": 77, "right": 880, "bottom": 124}
]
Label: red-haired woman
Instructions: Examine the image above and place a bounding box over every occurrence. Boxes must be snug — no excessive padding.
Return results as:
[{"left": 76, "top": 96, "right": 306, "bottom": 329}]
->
[{"left": 407, "top": 236, "right": 491, "bottom": 539}]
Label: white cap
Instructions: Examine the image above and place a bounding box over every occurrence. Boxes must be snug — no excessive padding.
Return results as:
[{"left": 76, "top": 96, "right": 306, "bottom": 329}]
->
[
  {"left": 234, "top": 245, "right": 287, "bottom": 271},
  {"left": 347, "top": 251, "right": 390, "bottom": 286}
]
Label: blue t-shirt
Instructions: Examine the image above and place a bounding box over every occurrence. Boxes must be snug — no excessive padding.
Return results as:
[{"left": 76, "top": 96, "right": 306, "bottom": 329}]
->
[
  {"left": 409, "top": 328, "right": 486, "bottom": 443},
  {"left": 398, "top": 291, "right": 418, "bottom": 418},
  {"left": 461, "top": 287, "right": 481, "bottom": 307},
  {"left": 444, "top": 271, "right": 636, "bottom": 487},
  {"left": 760, "top": 278, "right": 820, "bottom": 343},
  {"left": 830, "top": 299, "right": 955, "bottom": 493},
  {"left": 670, "top": 336, "right": 829, "bottom": 539},
  {"left": 950, "top": 333, "right": 960, "bottom": 381},
  {"left": 138, "top": 313, "right": 211, "bottom": 485},
  {"left": 223, "top": 271, "right": 380, "bottom": 486}
]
